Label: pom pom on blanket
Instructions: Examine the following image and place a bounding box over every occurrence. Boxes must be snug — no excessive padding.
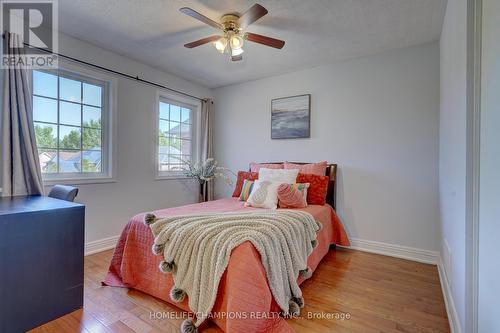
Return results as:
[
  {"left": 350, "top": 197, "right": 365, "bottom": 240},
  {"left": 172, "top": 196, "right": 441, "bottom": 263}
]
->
[
  {"left": 316, "top": 221, "right": 323, "bottom": 231},
  {"left": 292, "top": 296, "right": 305, "bottom": 308},
  {"left": 181, "top": 318, "right": 198, "bottom": 333},
  {"left": 288, "top": 299, "right": 301, "bottom": 317},
  {"left": 170, "top": 286, "right": 186, "bottom": 302},
  {"left": 159, "top": 260, "right": 174, "bottom": 273},
  {"left": 311, "top": 239, "right": 318, "bottom": 249},
  {"left": 144, "top": 213, "right": 157, "bottom": 225},
  {"left": 152, "top": 243, "right": 164, "bottom": 255},
  {"left": 299, "top": 267, "right": 312, "bottom": 279}
]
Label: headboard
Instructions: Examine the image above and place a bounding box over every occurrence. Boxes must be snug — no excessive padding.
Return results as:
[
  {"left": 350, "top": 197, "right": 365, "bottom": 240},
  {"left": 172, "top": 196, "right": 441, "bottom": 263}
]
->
[{"left": 249, "top": 162, "right": 337, "bottom": 210}]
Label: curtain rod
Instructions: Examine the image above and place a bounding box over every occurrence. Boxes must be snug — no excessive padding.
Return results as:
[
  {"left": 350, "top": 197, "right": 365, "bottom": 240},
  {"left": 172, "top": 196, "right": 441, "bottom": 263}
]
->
[{"left": 2, "top": 34, "right": 208, "bottom": 102}]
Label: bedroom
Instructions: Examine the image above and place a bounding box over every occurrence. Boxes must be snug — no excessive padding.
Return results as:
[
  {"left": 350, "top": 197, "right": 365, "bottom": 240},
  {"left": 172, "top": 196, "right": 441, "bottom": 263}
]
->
[{"left": 0, "top": 1, "right": 498, "bottom": 333}]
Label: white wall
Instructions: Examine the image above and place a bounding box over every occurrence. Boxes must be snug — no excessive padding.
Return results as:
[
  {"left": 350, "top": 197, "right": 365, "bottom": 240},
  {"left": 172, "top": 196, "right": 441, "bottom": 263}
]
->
[
  {"left": 214, "top": 43, "right": 441, "bottom": 252},
  {"left": 478, "top": 0, "right": 500, "bottom": 331},
  {"left": 51, "top": 33, "right": 212, "bottom": 244},
  {"left": 439, "top": 0, "right": 467, "bottom": 330}
]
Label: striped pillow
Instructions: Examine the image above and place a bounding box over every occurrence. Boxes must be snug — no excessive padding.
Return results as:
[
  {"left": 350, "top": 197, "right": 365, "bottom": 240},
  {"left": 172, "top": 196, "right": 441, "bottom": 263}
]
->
[{"left": 239, "top": 179, "right": 255, "bottom": 201}]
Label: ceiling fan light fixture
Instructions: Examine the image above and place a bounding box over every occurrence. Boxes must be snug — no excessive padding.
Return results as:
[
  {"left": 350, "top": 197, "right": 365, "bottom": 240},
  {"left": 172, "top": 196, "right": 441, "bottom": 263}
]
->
[
  {"left": 214, "top": 37, "right": 228, "bottom": 53},
  {"left": 231, "top": 47, "right": 244, "bottom": 56},
  {"left": 229, "top": 35, "right": 244, "bottom": 49}
]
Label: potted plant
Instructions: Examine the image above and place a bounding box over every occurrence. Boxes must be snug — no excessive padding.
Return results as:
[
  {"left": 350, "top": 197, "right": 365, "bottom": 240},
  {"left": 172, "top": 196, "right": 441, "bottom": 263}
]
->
[{"left": 180, "top": 158, "right": 233, "bottom": 202}]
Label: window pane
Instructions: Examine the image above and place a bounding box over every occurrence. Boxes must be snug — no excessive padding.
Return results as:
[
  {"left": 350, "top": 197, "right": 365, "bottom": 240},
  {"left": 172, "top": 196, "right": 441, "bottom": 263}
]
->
[
  {"left": 83, "top": 106, "right": 101, "bottom": 128},
  {"left": 34, "top": 122, "right": 57, "bottom": 148},
  {"left": 169, "top": 136, "right": 181, "bottom": 153},
  {"left": 33, "top": 71, "right": 57, "bottom": 98},
  {"left": 60, "top": 101, "right": 81, "bottom": 126},
  {"left": 59, "top": 125, "right": 81, "bottom": 149},
  {"left": 33, "top": 96, "right": 57, "bottom": 123},
  {"left": 159, "top": 102, "right": 169, "bottom": 119},
  {"left": 181, "top": 108, "right": 191, "bottom": 123},
  {"left": 170, "top": 104, "right": 181, "bottom": 122},
  {"left": 159, "top": 119, "right": 169, "bottom": 136},
  {"left": 38, "top": 149, "right": 57, "bottom": 173},
  {"left": 180, "top": 139, "right": 191, "bottom": 155},
  {"left": 169, "top": 154, "right": 182, "bottom": 164},
  {"left": 169, "top": 164, "right": 182, "bottom": 171},
  {"left": 59, "top": 150, "right": 81, "bottom": 173},
  {"left": 60, "top": 77, "right": 81, "bottom": 102},
  {"left": 82, "top": 150, "right": 102, "bottom": 172},
  {"left": 180, "top": 123, "right": 190, "bottom": 139},
  {"left": 158, "top": 154, "right": 169, "bottom": 171},
  {"left": 181, "top": 155, "right": 191, "bottom": 164},
  {"left": 83, "top": 83, "right": 102, "bottom": 107},
  {"left": 168, "top": 121, "right": 180, "bottom": 138},
  {"left": 83, "top": 127, "right": 101, "bottom": 150}
]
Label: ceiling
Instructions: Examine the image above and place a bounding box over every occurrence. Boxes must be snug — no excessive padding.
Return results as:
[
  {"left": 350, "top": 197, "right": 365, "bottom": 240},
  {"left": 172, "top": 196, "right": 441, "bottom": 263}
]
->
[{"left": 58, "top": 0, "right": 447, "bottom": 88}]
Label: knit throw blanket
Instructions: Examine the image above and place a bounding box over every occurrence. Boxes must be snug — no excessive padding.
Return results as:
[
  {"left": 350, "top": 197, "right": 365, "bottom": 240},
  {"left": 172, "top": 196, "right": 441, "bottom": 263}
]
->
[{"left": 143, "top": 210, "right": 322, "bottom": 332}]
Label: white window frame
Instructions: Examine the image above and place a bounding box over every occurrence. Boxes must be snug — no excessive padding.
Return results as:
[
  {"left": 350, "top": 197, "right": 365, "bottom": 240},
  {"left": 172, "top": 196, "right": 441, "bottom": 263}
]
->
[
  {"left": 155, "top": 91, "right": 201, "bottom": 180},
  {"left": 31, "top": 61, "right": 117, "bottom": 185}
]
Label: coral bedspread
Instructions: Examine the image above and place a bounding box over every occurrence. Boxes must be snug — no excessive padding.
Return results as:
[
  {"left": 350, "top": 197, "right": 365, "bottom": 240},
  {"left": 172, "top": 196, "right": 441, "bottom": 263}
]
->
[{"left": 104, "top": 197, "right": 349, "bottom": 332}]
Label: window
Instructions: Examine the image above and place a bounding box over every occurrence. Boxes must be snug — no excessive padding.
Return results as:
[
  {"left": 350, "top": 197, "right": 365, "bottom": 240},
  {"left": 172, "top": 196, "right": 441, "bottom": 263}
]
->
[
  {"left": 157, "top": 98, "right": 194, "bottom": 176},
  {"left": 32, "top": 69, "right": 112, "bottom": 182}
]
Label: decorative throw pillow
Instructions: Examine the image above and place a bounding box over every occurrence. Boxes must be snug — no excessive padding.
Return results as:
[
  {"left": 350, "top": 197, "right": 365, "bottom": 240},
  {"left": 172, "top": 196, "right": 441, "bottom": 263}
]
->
[
  {"left": 277, "top": 183, "right": 308, "bottom": 208},
  {"left": 250, "top": 162, "right": 283, "bottom": 173},
  {"left": 258, "top": 168, "right": 299, "bottom": 183},
  {"left": 232, "top": 171, "right": 259, "bottom": 197},
  {"left": 245, "top": 180, "right": 282, "bottom": 209},
  {"left": 297, "top": 173, "right": 329, "bottom": 205},
  {"left": 239, "top": 179, "right": 255, "bottom": 201},
  {"left": 284, "top": 161, "right": 327, "bottom": 176}
]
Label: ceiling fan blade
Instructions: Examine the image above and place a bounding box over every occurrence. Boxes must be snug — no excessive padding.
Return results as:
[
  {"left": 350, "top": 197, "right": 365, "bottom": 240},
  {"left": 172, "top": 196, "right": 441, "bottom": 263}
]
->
[
  {"left": 231, "top": 55, "right": 243, "bottom": 61},
  {"left": 184, "top": 35, "right": 220, "bottom": 48},
  {"left": 245, "top": 32, "right": 285, "bottom": 49},
  {"left": 238, "top": 4, "right": 268, "bottom": 29},
  {"left": 179, "top": 7, "right": 223, "bottom": 30}
]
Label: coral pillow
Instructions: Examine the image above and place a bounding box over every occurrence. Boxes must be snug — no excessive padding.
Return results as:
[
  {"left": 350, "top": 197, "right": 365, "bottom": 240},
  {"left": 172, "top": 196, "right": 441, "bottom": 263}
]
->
[
  {"left": 250, "top": 162, "right": 283, "bottom": 173},
  {"left": 277, "top": 184, "right": 307, "bottom": 208},
  {"left": 284, "top": 161, "right": 327, "bottom": 176},
  {"left": 232, "top": 171, "right": 259, "bottom": 197},
  {"left": 297, "top": 173, "right": 330, "bottom": 205}
]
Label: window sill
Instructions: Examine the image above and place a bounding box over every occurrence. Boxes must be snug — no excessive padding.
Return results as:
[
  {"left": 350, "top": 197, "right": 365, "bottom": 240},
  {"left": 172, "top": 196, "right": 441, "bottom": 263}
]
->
[
  {"left": 42, "top": 176, "right": 116, "bottom": 186},
  {"left": 155, "top": 174, "right": 194, "bottom": 181}
]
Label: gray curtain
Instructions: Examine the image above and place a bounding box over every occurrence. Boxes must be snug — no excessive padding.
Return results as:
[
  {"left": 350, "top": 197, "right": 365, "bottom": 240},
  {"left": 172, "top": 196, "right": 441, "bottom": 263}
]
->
[
  {"left": 1, "top": 33, "right": 44, "bottom": 196},
  {"left": 200, "top": 99, "right": 214, "bottom": 200}
]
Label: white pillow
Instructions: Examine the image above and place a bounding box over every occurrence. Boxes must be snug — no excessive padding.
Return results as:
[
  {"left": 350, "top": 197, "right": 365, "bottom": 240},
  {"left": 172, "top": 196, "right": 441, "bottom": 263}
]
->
[
  {"left": 245, "top": 180, "right": 282, "bottom": 209},
  {"left": 258, "top": 168, "right": 299, "bottom": 183}
]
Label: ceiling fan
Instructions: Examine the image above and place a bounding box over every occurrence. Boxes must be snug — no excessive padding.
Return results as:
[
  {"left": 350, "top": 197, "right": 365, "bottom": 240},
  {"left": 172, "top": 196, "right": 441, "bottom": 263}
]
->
[{"left": 179, "top": 4, "right": 285, "bottom": 62}]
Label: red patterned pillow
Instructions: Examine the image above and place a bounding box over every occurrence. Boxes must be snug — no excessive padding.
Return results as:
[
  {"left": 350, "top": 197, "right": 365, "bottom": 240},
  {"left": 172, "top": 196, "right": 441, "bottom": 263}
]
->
[
  {"left": 232, "top": 171, "right": 259, "bottom": 197},
  {"left": 297, "top": 173, "right": 329, "bottom": 205}
]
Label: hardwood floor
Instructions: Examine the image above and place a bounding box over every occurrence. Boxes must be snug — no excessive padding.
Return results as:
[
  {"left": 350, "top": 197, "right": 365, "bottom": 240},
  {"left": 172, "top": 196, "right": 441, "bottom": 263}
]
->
[{"left": 29, "top": 248, "right": 450, "bottom": 333}]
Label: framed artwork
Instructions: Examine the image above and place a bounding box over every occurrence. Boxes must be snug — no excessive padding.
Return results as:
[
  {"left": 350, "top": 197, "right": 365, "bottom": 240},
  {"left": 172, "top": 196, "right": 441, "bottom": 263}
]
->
[{"left": 271, "top": 94, "right": 310, "bottom": 139}]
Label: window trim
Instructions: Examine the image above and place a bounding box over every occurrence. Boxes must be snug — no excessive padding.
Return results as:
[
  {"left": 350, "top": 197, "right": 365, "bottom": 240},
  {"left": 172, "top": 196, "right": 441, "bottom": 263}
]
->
[
  {"left": 155, "top": 91, "right": 201, "bottom": 180},
  {"left": 31, "top": 61, "right": 117, "bottom": 185}
]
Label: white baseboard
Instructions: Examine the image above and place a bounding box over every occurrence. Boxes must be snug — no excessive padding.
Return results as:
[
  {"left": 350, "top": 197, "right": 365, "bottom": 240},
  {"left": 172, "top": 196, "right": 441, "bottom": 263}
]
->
[
  {"left": 437, "top": 257, "right": 462, "bottom": 333},
  {"left": 344, "top": 237, "right": 440, "bottom": 264},
  {"left": 85, "top": 235, "right": 120, "bottom": 256}
]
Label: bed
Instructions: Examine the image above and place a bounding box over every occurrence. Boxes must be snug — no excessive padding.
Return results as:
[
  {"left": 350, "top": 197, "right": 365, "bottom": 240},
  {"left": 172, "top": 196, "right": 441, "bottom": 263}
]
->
[{"left": 103, "top": 163, "right": 350, "bottom": 333}]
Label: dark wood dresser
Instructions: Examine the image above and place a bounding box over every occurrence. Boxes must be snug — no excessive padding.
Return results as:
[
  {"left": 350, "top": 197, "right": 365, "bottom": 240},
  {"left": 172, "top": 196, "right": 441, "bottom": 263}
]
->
[{"left": 0, "top": 195, "right": 85, "bottom": 333}]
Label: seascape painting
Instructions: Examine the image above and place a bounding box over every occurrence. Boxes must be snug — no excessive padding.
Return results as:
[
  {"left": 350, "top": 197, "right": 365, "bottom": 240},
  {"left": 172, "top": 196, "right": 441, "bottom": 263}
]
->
[{"left": 271, "top": 94, "right": 310, "bottom": 139}]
